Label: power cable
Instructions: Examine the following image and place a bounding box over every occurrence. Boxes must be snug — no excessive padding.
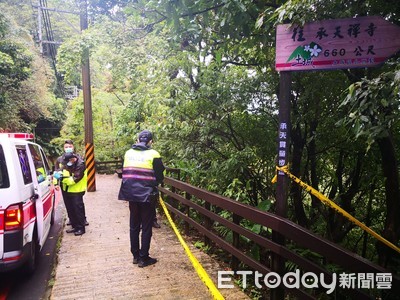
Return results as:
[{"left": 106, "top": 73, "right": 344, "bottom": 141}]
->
[{"left": 38, "top": 0, "right": 65, "bottom": 96}]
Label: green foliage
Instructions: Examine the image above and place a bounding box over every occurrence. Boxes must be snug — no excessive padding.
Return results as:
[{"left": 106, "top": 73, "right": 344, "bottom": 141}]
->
[
  {"left": 0, "top": 5, "right": 62, "bottom": 147},
  {"left": 57, "top": 29, "right": 101, "bottom": 85},
  {"left": 63, "top": 3, "right": 400, "bottom": 271},
  {"left": 3, "top": 0, "right": 396, "bottom": 275},
  {"left": 270, "top": 0, "right": 400, "bottom": 26},
  {"left": 194, "top": 240, "right": 211, "bottom": 252},
  {"left": 337, "top": 66, "right": 400, "bottom": 150},
  {"left": 54, "top": 88, "right": 127, "bottom": 160},
  {"left": 0, "top": 16, "right": 32, "bottom": 93}
]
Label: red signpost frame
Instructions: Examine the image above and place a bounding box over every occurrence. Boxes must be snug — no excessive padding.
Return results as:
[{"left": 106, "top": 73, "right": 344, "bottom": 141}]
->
[{"left": 276, "top": 16, "right": 400, "bottom": 71}]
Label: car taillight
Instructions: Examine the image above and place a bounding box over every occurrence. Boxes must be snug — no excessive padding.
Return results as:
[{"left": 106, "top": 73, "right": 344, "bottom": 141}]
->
[{"left": 5, "top": 204, "right": 23, "bottom": 230}]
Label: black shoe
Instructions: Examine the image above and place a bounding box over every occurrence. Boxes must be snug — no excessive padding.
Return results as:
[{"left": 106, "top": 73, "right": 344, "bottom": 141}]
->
[
  {"left": 133, "top": 257, "right": 138, "bottom": 264},
  {"left": 152, "top": 221, "right": 161, "bottom": 228},
  {"left": 74, "top": 229, "right": 85, "bottom": 236},
  {"left": 66, "top": 228, "right": 76, "bottom": 233},
  {"left": 138, "top": 257, "right": 157, "bottom": 268},
  {"left": 85, "top": 221, "right": 89, "bottom": 226}
]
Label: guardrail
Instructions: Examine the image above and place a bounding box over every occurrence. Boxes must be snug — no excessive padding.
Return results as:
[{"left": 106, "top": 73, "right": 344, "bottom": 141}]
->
[
  {"left": 159, "top": 176, "right": 400, "bottom": 300},
  {"left": 95, "top": 160, "right": 122, "bottom": 174}
]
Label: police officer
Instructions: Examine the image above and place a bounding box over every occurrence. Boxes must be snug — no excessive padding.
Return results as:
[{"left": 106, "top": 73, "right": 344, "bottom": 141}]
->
[
  {"left": 56, "top": 152, "right": 87, "bottom": 236},
  {"left": 54, "top": 140, "right": 88, "bottom": 227},
  {"left": 118, "top": 130, "right": 165, "bottom": 267},
  {"left": 55, "top": 139, "right": 75, "bottom": 170}
]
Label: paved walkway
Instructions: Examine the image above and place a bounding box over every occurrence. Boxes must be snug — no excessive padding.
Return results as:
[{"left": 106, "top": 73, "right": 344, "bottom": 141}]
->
[{"left": 50, "top": 174, "right": 249, "bottom": 300}]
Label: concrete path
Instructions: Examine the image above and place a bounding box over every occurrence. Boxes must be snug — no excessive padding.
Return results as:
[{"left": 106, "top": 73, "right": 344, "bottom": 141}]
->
[{"left": 50, "top": 174, "right": 249, "bottom": 300}]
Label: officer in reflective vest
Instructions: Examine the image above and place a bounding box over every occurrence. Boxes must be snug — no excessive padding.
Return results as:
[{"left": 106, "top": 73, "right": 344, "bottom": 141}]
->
[
  {"left": 54, "top": 139, "right": 88, "bottom": 227},
  {"left": 118, "top": 130, "right": 165, "bottom": 268},
  {"left": 60, "top": 152, "right": 87, "bottom": 236}
]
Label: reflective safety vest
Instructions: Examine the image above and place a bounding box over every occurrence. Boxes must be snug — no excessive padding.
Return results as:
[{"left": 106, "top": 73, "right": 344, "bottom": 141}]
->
[
  {"left": 119, "top": 147, "right": 161, "bottom": 202},
  {"left": 61, "top": 169, "right": 87, "bottom": 193},
  {"left": 122, "top": 148, "right": 160, "bottom": 183},
  {"left": 36, "top": 167, "right": 46, "bottom": 183}
]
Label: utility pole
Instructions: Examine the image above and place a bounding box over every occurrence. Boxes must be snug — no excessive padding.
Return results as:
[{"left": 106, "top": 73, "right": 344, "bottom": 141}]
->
[{"left": 80, "top": 0, "right": 96, "bottom": 192}]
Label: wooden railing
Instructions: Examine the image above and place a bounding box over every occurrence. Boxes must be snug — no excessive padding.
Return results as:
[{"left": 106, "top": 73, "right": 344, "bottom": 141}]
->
[
  {"left": 159, "top": 176, "right": 400, "bottom": 300},
  {"left": 95, "top": 160, "right": 122, "bottom": 174}
]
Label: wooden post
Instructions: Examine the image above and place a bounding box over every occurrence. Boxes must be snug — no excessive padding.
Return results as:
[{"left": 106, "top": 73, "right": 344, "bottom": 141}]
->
[
  {"left": 231, "top": 213, "right": 241, "bottom": 271},
  {"left": 271, "top": 71, "right": 291, "bottom": 300},
  {"left": 184, "top": 192, "right": 190, "bottom": 235},
  {"left": 204, "top": 202, "right": 211, "bottom": 247}
]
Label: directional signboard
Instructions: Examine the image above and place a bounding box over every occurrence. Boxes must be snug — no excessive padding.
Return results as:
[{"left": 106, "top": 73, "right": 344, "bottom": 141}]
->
[{"left": 276, "top": 16, "right": 400, "bottom": 71}]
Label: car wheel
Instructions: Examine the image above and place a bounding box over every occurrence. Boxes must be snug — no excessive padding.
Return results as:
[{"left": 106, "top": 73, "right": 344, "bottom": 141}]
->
[
  {"left": 50, "top": 194, "right": 56, "bottom": 226},
  {"left": 24, "top": 229, "right": 39, "bottom": 275}
]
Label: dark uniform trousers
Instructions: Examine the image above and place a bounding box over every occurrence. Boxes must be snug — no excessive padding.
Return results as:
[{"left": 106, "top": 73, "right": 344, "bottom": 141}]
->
[
  {"left": 61, "top": 189, "right": 74, "bottom": 224},
  {"left": 63, "top": 191, "right": 86, "bottom": 232},
  {"left": 129, "top": 202, "right": 154, "bottom": 260}
]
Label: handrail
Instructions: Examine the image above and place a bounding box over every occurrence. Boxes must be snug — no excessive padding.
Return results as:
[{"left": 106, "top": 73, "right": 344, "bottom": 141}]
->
[
  {"left": 160, "top": 176, "right": 400, "bottom": 299},
  {"left": 95, "top": 160, "right": 181, "bottom": 178},
  {"left": 95, "top": 160, "right": 122, "bottom": 174}
]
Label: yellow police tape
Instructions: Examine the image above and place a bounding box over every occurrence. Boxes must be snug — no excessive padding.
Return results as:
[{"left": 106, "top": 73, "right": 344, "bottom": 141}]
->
[
  {"left": 273, "top": 165, "right": 400, "bottom": 254},
  {"left": 159, "top": 196, "right": 225, "bottom": 300}
]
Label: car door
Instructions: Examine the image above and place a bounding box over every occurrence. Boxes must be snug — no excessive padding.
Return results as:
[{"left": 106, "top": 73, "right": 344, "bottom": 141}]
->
[{"left": 27, "top": 144, "right": 53, "bottom": 247}]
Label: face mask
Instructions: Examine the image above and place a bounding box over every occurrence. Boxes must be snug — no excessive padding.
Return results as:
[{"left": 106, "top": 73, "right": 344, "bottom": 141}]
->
[
  {"left": 67, "top": 162, "right": 73, "bottom": 167},
  {"left": 65, "top": 148, "right": 74, "bottom": 153}
]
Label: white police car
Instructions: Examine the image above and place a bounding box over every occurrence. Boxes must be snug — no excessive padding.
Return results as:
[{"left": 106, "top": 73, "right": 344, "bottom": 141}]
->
[{"left": 0, "top": 133, "right": 56, "bottom": 273}]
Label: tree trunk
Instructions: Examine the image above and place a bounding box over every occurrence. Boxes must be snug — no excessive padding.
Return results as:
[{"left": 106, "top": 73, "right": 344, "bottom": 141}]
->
[
  {"left": 329, "top": 152, "right": 362, "bottom": 243},
  {"left": 290, "top": 123, "right": 309, "bottom": 227},
  {"left": 308, "top": 120, "right": 322, "bottom": 223},
  {"left": 376, "top": 135, "right": 400, "bottom": 267},
  {"left": 362, "top": 181, "right": 375, "bottom": 258}
]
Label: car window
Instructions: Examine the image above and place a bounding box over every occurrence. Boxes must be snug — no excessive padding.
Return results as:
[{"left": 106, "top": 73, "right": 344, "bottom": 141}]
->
[
  {"left": 39, "top": 148, "right": 51, "bottom": 175},
  {"left": 0, "top": 145, "right": 10, "bottom": 189},
  {"left": 16, "top": 145, "right": 33, "bottom": 185},
  {"left": 28, "top": 144, "right": 47, "bottom": 183}
]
